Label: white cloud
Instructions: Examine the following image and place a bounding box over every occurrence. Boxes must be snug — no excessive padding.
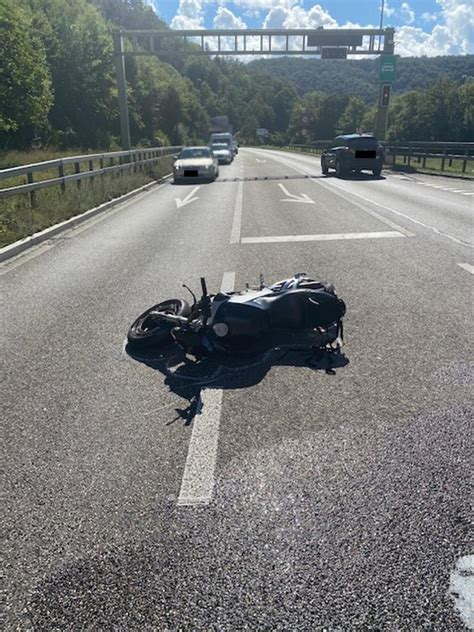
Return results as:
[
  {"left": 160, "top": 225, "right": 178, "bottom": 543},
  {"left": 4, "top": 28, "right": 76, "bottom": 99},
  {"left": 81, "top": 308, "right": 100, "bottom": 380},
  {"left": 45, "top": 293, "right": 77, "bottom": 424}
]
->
[
  {"left": 384, "top": 1, "right": 396, "bottom": 18},
  {"left": 395, "top": 0, "right": 472, "bottom": 55},
  {"left": 213, "top": 6, "right": 247, "bottom": 29},
  {"left": 170, "top": 0, "right": 204, "bottom": 29},
  {"left": 421, "top": 12, "right": 439, "bottom": 22},
  {"left": 396, "top": 24, "right": 449, "bottom": 55},
  {"left": 400, "top": 2, "right": 415, "bottom": 25},
  {"left": 262, "top": 4, "right": 337, "bottom": 29},
  {"left": 243, "top": 8, "right": 263, "bottom": 20},
  {"left": 218, "top": 0, "right": 298, "bottom": 8},
  {"left": 436, "top": 0, "right": 474, "bottom": 53}
]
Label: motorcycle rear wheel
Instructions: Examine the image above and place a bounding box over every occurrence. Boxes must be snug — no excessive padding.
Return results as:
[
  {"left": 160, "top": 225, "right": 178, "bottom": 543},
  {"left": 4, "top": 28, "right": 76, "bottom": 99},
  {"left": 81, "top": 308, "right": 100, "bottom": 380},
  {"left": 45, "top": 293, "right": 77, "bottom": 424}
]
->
[{"left": 127, "top": 299, "right": 191, "bottom": 349}]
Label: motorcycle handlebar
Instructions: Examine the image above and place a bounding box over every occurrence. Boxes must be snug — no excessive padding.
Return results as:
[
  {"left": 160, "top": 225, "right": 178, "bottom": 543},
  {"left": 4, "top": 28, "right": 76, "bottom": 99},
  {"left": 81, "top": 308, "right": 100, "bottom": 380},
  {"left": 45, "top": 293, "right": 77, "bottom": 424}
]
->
[{"left": 149, "top": 311, "right": 190, "bottom": 327}]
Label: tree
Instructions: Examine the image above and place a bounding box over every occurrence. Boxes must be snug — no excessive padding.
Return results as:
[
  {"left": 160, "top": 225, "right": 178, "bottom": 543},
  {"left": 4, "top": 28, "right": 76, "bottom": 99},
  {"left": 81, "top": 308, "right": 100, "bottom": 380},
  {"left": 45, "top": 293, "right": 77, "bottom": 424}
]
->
[
  {"left": 387, "top": 91, "right": 431, "bottom": 141},
  {"left": 25, "top": 0, "right": 117, "bottom": 147},
  {"left": 337, "top": 96, "right": 368, "bottom": 134},
  {"left": 459, "top": 79, "right": 474, "bottom": 141},
  {"left": 0, "top": 0, "right": 53, "bottom": 146}
]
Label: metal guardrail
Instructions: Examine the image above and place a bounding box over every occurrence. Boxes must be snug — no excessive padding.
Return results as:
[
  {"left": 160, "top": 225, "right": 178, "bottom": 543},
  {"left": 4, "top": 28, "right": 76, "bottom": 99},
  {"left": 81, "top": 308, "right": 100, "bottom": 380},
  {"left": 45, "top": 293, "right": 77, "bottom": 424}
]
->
[
  {"left": 282, "top": 141, "right": 474, "bottom": 173},
  {"left": 382, "top": 142, "right": 474, "bottom": 173},
  {"left": 0, "top": 146, "right": 182, "bottom": 205}
]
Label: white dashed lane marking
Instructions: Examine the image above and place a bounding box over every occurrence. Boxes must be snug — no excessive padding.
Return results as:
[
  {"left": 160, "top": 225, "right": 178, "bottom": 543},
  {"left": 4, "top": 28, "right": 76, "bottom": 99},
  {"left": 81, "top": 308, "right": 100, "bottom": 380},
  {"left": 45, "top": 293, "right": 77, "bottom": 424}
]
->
[
  {"left": 177, "top": 270, "right": 235, "bottom": 507},
  {"left": 415, "top": 180, "right": 474, "bottom": 196}
]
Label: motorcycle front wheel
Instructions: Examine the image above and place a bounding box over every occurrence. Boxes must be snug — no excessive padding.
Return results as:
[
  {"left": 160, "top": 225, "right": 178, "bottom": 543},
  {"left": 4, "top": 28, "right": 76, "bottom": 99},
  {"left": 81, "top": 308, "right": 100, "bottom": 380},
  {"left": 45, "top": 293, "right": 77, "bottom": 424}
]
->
[{"left": 127, "top": 299, "right": 191, "bottom": 349}]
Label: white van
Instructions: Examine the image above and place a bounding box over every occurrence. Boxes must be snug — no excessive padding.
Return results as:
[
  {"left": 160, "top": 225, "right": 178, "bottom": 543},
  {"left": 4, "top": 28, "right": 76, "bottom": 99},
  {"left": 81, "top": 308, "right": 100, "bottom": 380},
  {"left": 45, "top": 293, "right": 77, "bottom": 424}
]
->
[{"left": 210, "top": 133, "right": 235, "bottom": 157}]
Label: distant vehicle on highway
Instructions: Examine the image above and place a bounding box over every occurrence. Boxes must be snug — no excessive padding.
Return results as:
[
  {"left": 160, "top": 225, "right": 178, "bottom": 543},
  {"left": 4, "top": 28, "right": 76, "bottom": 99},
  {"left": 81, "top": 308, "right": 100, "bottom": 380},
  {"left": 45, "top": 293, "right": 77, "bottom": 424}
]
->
[
  {"left": 321, "top": 134, "right": 385, "bottom": 178},
  {"left": 210, "top": 143, "right": 233, "bottom": 165},
  {"left": 210, "top": 132, "right": 237, "bottom": 156},
  {"left": 173, "top": 147, "right": 219, "bottom": 184}
]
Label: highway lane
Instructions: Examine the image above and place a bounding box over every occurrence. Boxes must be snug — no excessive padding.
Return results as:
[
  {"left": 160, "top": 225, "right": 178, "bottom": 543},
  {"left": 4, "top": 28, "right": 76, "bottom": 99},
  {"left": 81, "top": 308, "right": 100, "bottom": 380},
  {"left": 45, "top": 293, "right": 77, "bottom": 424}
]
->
[
  {"left": 254, "top": 147, "right": 473, "bottom": 247},
  {"left": 2, "top": 158, "right": 244, "bottom": 628},
  {"left": 2, "top": 148, "right": 473, "bottom": 629}
]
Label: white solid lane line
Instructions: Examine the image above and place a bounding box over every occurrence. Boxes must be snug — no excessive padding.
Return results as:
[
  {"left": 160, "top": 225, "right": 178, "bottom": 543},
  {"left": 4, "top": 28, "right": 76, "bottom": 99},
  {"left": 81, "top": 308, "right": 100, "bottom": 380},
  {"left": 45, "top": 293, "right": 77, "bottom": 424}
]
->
[
  {"left": 242, "top": 231, "right": 405, "bottom": 244},
  {"left": 457, "top": 263, "right": 474, "bottom": 275},
  {"left": 177, "top": 270, "right": 235, "bottom": 507}
]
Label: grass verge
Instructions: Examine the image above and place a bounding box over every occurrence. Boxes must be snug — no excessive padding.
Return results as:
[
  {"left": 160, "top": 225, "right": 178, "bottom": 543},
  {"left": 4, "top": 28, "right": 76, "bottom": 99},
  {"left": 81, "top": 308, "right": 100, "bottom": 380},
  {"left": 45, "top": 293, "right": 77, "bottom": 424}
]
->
[
  {"left": 0, "top": 147, "right": 105, "bottom": 171},
  {"left": 0, "top": 157, "right": 173, "bottom": 247}
]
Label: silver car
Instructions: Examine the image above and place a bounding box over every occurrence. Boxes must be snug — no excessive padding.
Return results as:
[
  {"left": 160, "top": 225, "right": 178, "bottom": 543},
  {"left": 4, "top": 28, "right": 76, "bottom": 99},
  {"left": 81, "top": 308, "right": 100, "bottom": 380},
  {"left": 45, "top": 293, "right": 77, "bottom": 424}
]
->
[
  {"left": 210, "top": 143, "right": 233, "bottom": 165},
  {"left": 173, "top": 146, "right": 219, "bottom": 183}
]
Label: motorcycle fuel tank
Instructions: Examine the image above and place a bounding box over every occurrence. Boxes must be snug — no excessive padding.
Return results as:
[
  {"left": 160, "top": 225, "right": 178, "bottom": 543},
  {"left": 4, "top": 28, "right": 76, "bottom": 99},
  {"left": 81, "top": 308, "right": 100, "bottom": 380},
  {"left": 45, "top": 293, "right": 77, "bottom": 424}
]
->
[{"left": 211, "top": 290, "right": 271, "bottom": 341}]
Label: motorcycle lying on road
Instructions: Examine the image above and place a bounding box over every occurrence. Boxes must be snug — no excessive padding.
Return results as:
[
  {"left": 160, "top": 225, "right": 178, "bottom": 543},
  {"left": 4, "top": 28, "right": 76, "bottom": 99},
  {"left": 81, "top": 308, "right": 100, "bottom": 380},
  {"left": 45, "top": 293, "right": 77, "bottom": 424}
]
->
[{"left": 127, "top": 273, "right": 346, "bottom": 360}]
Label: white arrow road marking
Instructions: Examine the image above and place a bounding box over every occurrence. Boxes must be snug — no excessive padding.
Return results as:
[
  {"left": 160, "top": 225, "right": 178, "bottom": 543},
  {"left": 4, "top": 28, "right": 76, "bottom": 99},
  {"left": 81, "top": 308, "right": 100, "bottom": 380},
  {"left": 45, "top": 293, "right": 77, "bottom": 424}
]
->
[
  {"left": 256, "top": 158, "right": 266, "bottom": 163},
  {"left": 278, "top": 183, "right": 315, "bottom": 204},
  {"left": 457, "top": 262, "right": 474, "bottom": 275},
  {"left": 175, "top": 185, "right": 200, "bottom": 209}
]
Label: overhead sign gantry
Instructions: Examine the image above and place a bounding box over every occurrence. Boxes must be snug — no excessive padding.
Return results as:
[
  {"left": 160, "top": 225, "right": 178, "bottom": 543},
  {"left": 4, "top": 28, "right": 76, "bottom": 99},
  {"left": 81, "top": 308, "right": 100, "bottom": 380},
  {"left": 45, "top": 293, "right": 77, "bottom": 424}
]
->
[{"left": 113, "top": 27, "right": 396, "bottom": 148}]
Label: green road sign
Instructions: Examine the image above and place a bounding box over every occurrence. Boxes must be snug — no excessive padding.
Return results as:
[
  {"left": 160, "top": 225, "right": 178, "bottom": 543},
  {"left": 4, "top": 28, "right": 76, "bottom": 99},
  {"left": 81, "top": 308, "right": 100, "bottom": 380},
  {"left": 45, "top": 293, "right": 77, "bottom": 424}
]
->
[{"left": 379, "top": 55, "right": 397, "bottom": 82}]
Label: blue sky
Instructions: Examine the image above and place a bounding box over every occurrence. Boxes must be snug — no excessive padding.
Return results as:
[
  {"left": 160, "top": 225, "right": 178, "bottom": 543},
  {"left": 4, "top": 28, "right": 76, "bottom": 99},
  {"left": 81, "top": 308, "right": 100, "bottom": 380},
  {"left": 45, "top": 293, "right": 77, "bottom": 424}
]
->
[{"left": 147, "top": 0, "right": 473, "bottom": 56}]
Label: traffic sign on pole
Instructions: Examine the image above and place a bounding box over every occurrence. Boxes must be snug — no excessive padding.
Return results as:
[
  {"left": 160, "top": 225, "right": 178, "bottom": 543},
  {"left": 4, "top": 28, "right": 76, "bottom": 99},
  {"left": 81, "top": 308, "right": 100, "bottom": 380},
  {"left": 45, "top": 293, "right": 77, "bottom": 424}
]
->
[{"left": 379, "top": 54, "right": 397, "bottom": 81}]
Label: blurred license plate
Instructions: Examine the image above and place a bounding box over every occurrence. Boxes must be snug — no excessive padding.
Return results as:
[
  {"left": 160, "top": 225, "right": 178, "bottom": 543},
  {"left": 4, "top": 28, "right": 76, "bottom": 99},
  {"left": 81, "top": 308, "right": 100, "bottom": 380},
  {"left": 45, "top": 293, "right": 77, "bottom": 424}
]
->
[
  {"left": 355, "top": 150, "right": 376, "bottom": 159},
  {"left": 184, "top": 170, "right": 198, "bottom": 177}
]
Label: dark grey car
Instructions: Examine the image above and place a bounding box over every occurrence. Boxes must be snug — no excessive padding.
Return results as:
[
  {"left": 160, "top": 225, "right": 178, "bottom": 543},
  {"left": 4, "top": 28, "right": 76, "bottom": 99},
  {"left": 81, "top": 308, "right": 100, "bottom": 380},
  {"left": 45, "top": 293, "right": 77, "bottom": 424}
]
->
[{"left": 321, "top": 134, "right": 385, "bottom": 178}]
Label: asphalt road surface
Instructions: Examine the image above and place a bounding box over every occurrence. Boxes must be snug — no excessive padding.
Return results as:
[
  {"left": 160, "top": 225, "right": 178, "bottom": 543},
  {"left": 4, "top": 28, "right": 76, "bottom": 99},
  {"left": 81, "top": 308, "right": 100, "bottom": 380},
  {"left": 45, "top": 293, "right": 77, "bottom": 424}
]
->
[{"left": 2, "top": 148, "right": 473, "bottom": 630}]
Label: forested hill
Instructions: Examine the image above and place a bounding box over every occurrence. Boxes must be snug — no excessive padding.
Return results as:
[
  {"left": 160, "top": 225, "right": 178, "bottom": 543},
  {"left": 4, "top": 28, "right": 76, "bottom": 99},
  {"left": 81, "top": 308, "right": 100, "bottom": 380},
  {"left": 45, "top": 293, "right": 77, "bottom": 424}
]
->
[{"left": 249, "top": 56, "right": 474, "bottom": 103}]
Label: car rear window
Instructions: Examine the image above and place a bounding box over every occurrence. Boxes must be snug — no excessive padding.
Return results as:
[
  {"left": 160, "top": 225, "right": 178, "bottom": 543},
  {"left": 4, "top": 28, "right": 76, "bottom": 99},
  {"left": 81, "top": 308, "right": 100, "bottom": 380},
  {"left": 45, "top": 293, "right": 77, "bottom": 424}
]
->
[
  {"left": 179, "top": 148, "right": 211, "bottom": 159},
  {"left": 347, "top": 138, "right": 379, "bottom": 149}
]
